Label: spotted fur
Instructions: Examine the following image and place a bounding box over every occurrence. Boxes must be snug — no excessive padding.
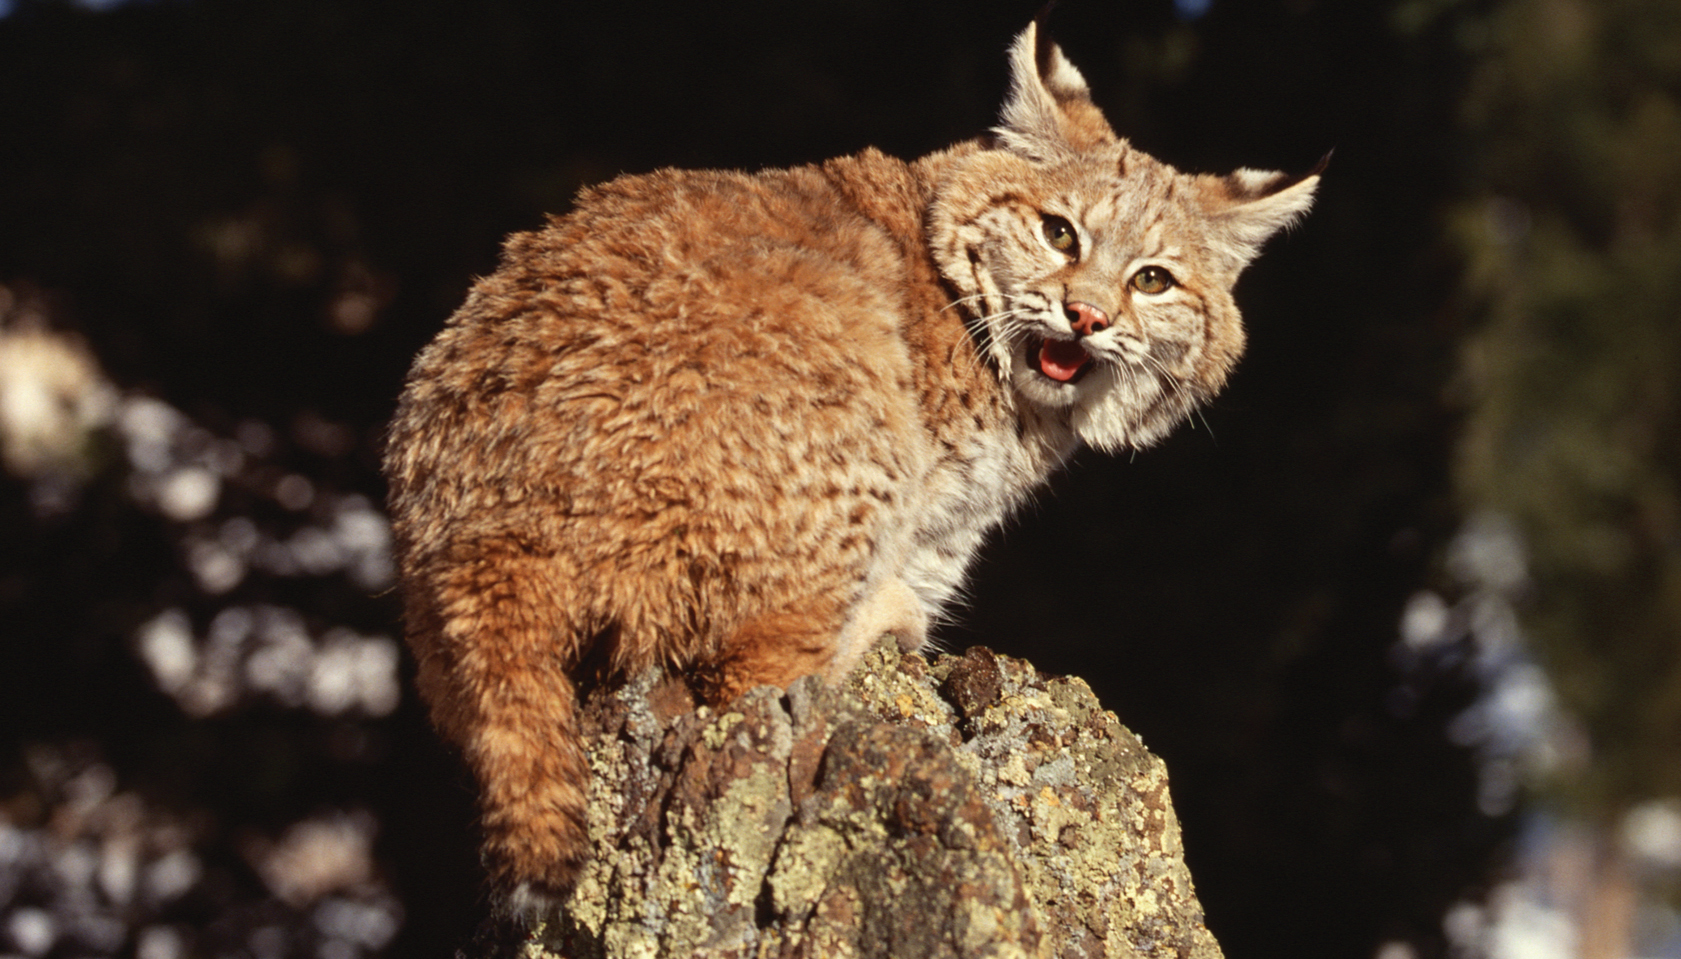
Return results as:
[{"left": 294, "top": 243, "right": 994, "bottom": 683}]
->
[{"left": 382, "top": 19, "right": 1316, "bottom": 920}]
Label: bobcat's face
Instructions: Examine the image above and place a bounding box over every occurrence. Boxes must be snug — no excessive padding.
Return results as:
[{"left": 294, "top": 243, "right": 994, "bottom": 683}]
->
[
  {"left": 929, "top": 23, "right": 1317, "bottom": 452},
  {"left": 938, "top": 146, "right": 1255, "bottom": 451}
]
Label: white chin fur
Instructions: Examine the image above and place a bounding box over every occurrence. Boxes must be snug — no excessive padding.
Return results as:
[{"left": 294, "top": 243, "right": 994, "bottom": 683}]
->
[
  {"left": 1070, "top": 363, "right": 1187, "bottom": 453},
  {"left": 1007, "top": 346, "right": 1187, "bottom": 453}
]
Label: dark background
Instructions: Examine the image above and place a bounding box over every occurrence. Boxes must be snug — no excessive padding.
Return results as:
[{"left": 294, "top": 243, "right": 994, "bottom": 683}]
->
[{"left": 0, "top": 1, "right": 1514, "bottom": 957}]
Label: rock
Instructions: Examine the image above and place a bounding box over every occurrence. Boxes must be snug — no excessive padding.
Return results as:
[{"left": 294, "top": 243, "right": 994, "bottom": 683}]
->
[{"left": 463, "top": 641, "right": 1225, "bottom": 959}]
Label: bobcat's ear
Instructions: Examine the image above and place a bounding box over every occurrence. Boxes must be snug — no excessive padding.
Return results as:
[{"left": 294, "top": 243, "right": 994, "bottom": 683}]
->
[
  {"left": 1206, "top": 156, "right": 1325, "bottom": 267},
  {"left": 993, "top": 18, "right": 1118, "bottom": 161}
]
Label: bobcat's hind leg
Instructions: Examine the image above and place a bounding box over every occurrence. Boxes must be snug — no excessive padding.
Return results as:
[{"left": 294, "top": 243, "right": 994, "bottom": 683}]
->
[
  {"left": 703, "top": 588, "right": 855, "bottom": 704},
  {"left": 704, "top": 579, "right": 927, "bottom": 704},
  {"left": 417, "top": 539, "right": 592, "bottom": 924}
]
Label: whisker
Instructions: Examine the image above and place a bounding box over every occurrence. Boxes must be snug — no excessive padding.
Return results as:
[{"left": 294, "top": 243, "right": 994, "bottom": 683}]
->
[
  {"left": 1134, "top": 349, "right": 1210, "bottom": 439},
  {"left": 942, "top": 292, "right": 1031, "bottom": 313},
  {"left": 1140, "top": 352, "right": 1185, "bottom": 402},
  {"left": 1194, "top": 408, "right": 1216, "bottom": 443},
  {"left": 955, "top": 308, "right": 1044, "bottom": 379},
  {"left": 944, "top": 291, "right": 1073, "bottom": 383},
  {"left": 959, "top": 310, "right": 1038, "bottom": 362},
  {"left": 959, "top": 308, "right": 1034, "bottom": 335}
]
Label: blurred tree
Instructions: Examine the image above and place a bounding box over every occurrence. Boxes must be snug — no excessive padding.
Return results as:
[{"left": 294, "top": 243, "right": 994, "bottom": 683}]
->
[
  {"left": 1452, "top": 2, "right": 1681, "bottom": 951},
  {"left": 1455, "top": 0, "right": 1681, "bottom": 816}
]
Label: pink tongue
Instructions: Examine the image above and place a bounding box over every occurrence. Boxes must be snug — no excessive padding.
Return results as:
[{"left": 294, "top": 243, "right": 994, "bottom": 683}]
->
[{"left": 1038, "top": 339, "right": 1090, "bottom": 382}]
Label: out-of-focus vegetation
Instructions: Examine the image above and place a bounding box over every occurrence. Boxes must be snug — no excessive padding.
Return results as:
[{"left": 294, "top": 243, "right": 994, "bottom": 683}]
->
[
  {"left": 1441, "top": 1, "right": 1681, "bottom": 952},
  {"left": 1456, "top": 0, "right": 1681, "bottom": 818},
  {"left": 2, "top": 1, "right": 1674, "bottom": 957}
]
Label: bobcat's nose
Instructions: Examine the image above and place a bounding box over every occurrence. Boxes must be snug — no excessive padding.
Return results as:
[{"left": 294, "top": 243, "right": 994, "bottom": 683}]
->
[{"left": 1065, "top": 301, "right": 1110, "bottom": 337}]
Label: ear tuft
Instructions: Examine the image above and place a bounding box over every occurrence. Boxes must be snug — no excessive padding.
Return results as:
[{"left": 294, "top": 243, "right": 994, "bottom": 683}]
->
[
  {"left": 1210, "top": 163, "right": 1321, "bottom": 265},
  {"left": 993, "top": 20, "right": 1117, "bottom": 161}
]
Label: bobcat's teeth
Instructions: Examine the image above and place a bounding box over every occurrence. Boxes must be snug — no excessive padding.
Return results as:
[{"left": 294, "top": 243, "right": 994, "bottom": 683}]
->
[{"left": 1035, "top": 337, "right": 1091, "bottom": 383}]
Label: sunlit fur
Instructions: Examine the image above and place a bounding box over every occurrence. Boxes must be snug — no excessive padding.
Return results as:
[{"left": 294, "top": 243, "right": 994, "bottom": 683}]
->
[
  {"left": 382, "top": 19, "right": 1316, "bottom": 921},
  {"left": 932, "top": 23, "right": 1317, "bottom": 452}
]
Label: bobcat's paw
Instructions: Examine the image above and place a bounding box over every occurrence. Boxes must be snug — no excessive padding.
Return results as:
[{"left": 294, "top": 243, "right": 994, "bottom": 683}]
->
[{"left": 835, "top": 578, "right": 928, "bottom": 671}]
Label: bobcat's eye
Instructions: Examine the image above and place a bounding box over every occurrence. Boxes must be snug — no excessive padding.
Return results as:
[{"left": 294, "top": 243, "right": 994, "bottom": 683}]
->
[
  {"left": 1041, "top": 215, "right": 1079, "bottom": 258},
  {"left": 1130, "top": 266, "right": 1176, "bottom": 295}
]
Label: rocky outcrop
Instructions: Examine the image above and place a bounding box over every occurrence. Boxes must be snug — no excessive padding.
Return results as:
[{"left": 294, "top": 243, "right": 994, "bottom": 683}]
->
[{"left": 465, "top": 641, "right": 1224, "bottom": 959}]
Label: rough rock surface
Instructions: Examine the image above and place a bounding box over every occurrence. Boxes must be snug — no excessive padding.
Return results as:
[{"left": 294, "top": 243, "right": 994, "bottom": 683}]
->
[{"left": 463, "top": 641, "right": 1224, "bottom": 959}]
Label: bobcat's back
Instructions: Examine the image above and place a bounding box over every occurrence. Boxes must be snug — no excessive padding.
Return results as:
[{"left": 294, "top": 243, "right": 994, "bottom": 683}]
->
[
  {"left": 389, "top": 157, "right": 963, "bottom": 686},
  {"left": 382, "top": 19, "right": 1317, "bottom": 918}
]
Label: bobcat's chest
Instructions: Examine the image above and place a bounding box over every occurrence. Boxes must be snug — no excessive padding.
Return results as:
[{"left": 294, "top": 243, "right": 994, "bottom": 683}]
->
[
  {"left": 875, "top": 292, "right": 1079, "bottom": 629},
  {"left": 894, "top": 414, "right": 1064, "bottom": 622}
]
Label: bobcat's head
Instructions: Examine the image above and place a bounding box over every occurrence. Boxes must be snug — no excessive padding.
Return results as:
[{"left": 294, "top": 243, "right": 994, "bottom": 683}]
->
[{"left": 930, "top": 20, "right": 1319, "bottom": 452}]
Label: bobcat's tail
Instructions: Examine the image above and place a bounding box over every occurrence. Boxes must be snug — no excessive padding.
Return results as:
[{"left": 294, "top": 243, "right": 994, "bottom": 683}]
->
[{"left": 407, "top": 537, "right": 593, "bottom": 923}]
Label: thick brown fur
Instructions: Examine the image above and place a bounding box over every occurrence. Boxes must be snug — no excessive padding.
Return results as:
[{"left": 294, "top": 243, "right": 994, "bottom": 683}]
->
[{"left": 382, "top": 21, "right": 1317, "bottom": 921}]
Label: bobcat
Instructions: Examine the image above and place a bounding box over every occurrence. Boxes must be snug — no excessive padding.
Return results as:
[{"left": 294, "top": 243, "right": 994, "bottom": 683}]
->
[{"left": 383, "top": 19, "right": 1317, "bottom": 919}]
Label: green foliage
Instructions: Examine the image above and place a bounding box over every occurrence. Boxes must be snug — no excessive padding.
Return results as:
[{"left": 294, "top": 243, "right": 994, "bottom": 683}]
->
[{"left": 1455, "top": 0, "right": 1681, "bottom": 815}]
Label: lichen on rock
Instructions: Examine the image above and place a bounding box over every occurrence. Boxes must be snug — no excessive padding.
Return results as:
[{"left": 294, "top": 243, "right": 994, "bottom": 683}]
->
[{"left": 464, "top": 641, "right": 1224, "bottom": 959}]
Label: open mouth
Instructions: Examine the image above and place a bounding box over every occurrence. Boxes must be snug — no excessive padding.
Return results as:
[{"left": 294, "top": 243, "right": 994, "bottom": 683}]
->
[{"left": 1030, "top": 336, "right": 1093, "bottom": 384}]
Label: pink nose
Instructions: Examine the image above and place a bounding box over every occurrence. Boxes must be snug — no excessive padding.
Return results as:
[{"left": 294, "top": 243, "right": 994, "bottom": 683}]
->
[{"left": 1066, "top": 301, "right": 1109, "bottom": 337}]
